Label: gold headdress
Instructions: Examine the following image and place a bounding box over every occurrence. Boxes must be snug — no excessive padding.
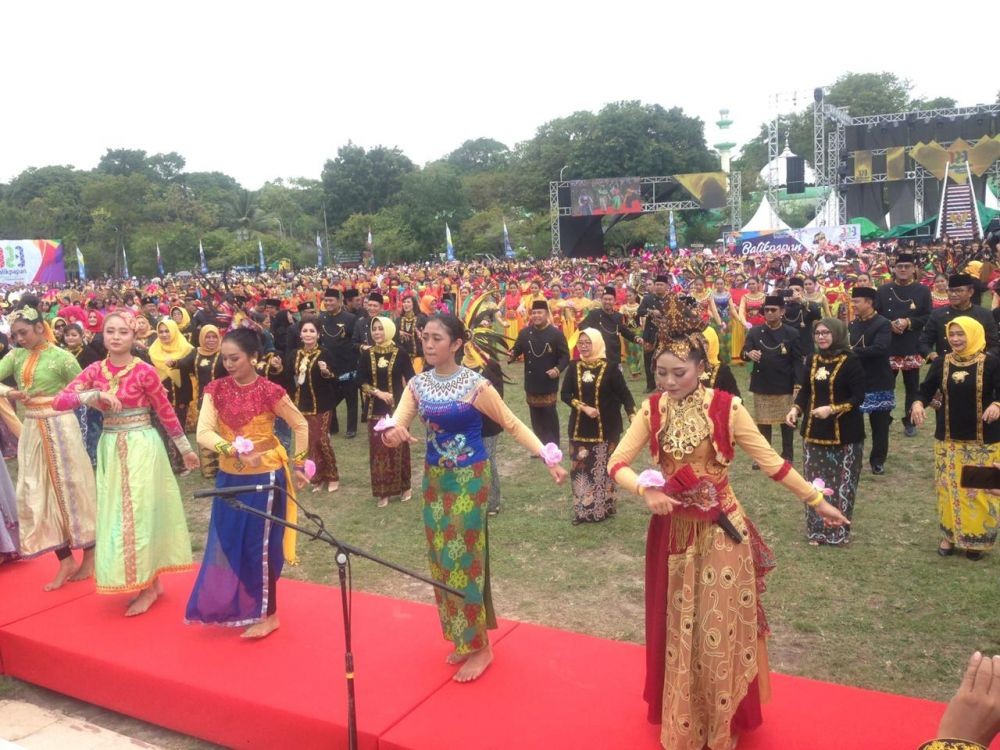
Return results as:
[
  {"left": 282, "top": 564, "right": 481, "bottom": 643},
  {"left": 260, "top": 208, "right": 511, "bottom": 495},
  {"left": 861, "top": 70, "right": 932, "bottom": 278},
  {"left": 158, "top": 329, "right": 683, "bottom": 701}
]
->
[
  {"left": 652, "top": 294, "right": 706, "bottom": 361},
  {"left": 461, "top": 289, "right": 510, "bottom": 379}
]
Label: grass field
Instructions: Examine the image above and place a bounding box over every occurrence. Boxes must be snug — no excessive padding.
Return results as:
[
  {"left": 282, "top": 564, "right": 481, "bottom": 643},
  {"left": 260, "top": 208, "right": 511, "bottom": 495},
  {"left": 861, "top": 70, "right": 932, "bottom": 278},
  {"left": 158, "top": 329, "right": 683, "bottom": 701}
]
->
[{"left": 5, "top": 359, "right": 999, "bottom": 710}]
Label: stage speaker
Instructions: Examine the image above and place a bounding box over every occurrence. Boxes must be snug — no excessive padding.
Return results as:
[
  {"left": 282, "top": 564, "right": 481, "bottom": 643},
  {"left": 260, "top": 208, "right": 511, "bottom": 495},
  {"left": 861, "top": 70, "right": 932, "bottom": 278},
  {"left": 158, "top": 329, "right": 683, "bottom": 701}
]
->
[{"left": 786, "top": 156, "right": 805, "bottom": 194}]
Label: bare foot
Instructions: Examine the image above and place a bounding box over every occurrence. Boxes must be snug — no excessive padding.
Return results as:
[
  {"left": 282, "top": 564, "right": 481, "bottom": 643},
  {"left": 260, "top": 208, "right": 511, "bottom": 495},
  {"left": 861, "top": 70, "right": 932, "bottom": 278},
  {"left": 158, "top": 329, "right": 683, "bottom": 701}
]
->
[
  {"left": 377, "top": 497, "right": 389, "bottom": 508},
  {"left": 125, "top": 579, "right": 163, "bottom": 617},
  {"left": 242, "top": 613, "right": 280, "bottom": 639},
  {"left": 69, "top": 547, "right": 95, "bottom": 582},
  {"left": 453, "top": 643, "right": 493, "bottom": 682},
  {"left": 43, "top": 555, "right": 77, "bottom": 591},
  {"left": 401, "top": 490, "right": 412, "bottom": 503},
  {"left": 311, "top": 484, "right": 321, "bottom": 493},
  {"left": 327, "top": 481, "right": 339, "bottom": 493},
  {"left": 445, "top": 650, "right": 470, "bottom": 665}
]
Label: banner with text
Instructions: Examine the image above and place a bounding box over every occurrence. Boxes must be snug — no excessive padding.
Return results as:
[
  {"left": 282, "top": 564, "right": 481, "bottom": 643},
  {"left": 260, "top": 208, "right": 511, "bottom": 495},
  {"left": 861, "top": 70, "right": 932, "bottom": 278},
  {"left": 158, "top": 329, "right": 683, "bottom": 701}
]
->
[
  {"left": 0, "top": 239, "right": 66, "bottom": 284},
  {"left": 727, "top": 224, "right": 861, "bottom": 256}
]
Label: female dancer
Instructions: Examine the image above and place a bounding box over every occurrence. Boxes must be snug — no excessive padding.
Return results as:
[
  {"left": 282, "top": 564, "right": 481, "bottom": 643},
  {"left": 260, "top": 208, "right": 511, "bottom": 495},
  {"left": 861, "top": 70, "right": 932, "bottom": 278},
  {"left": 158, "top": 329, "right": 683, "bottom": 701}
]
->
[
  {"left": 187, "top": 328, "right": 309, "bottom": 638},
  {"left": 359, "top": 317, "right": 414, "bottom": 507},
  {"left": 275, "top": 320, "right": 339, "bottom": 492},
  {"left": 785, "top": 318, "right": 866, "bottom": 546},
  {"left": 607, "top": 296, "right": 848, "bottom": 750},
  {"left": 0, "top": 304, "right": 97, "bottom": 590},
  {"left": 149, "top": 318, "right": 196, "bottom": 474},
  {"left": 63, "top": 323, "right": 103, "bottom": 465},
  {"left": 53, "top": 310, "right": 196, "bottom": 615},
  {"left": 911, "top": 317, "right": 1000, "bottom": 560},
  {"left": 620, "top": 288, "right": 644, "bottom": 379},
  {"left": 381, "top": 314, "right": 567, "bottom": 683},
  {"left": 561, "top": 328, "right": 635, "bottom": 524},
  {"left": 396, "top": 294, "right": 427, "bottom": 374}
]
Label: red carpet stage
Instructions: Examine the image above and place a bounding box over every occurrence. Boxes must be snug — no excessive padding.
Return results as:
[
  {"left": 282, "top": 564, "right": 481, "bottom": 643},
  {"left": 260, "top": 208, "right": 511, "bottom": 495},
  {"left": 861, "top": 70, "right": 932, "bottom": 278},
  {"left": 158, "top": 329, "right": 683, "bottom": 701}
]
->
[{"left": 0, "top": 558, "right": 988, "bottom": 749}]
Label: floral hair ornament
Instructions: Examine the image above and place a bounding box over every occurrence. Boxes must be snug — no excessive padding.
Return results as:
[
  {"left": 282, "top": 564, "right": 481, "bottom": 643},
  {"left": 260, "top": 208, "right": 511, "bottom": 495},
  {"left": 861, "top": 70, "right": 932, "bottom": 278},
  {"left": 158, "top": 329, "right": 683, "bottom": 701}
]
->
[
  {"left": 12, "top": 306, "right": 40, "bottom": 322},
  {"left": 539, "top": 443, "right": 563, "bottom": 467}
]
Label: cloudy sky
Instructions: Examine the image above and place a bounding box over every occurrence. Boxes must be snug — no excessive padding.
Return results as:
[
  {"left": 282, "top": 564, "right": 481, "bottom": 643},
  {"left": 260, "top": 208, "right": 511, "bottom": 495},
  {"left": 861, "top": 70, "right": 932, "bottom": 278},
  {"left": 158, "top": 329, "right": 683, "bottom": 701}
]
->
[{"left": 5, "top": 0, "right": 994, "bottom": 188}]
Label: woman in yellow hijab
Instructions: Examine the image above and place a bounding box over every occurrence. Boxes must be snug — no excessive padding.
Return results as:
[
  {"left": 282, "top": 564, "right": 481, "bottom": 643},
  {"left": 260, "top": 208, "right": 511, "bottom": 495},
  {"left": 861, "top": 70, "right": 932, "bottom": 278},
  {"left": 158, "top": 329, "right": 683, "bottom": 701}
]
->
[
  {"left": 559, "top": 328, "right": 637, "bottom": 524},
  {"left": 911, "top": 316, "right": 1000, "bottom": 560},
  {"left": 149, "top": 319, "right": 197, "bottom": 475}
]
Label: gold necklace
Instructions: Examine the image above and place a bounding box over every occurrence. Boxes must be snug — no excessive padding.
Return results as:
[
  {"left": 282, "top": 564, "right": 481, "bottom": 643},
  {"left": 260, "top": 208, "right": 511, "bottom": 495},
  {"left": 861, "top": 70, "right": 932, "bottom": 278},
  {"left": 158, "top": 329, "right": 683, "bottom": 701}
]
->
[
  {"left": 661, "top": 387, "right": 711, "bottom": 460},
  {"left": 101, "top": 356, "right": 139, "bottom": 393}
]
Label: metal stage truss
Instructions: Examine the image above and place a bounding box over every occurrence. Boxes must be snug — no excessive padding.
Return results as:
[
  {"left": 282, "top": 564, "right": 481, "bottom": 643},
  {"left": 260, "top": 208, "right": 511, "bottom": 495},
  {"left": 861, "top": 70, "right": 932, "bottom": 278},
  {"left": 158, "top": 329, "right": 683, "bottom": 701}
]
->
[
  {"left": 812, "top": 95, "right": 1000, "bottom": 227},
  {"left": 548, "top": 174, "right": 740, "bottom": 257}
]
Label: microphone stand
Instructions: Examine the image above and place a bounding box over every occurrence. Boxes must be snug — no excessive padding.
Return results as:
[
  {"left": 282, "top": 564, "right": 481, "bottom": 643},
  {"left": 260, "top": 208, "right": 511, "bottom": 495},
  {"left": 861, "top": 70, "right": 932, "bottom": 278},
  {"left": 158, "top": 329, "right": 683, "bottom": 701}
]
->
[{"left": 205, "top": 485, "right": 462, "bottom": 750}]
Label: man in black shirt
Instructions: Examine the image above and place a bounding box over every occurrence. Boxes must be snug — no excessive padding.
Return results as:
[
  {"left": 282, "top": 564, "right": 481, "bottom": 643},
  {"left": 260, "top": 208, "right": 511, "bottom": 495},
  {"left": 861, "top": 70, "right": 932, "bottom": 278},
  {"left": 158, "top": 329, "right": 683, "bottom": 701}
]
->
[
  {"left": 848, "top": 287, "right": 894, "bottom": 474},
  {"left": 284, "top": 301, "right": 316, "bottom": 353},
  {"left": 742, "top": 295, "right": 802, "bottom": 464},
  {"left": 319, "top": 288, "right": 359, "bottom": 437},
  {"left": 782, "top": 278, "right": 823, "bottom": 355},
  {"left": 919, "top": 273, "right": 1000, "bottom": 360},
  {"left": 580, "top": 286, "right": 641, "bottom": 369},
  {"left": 876, "top": 253, "right": 931, "bottom": 437},
  {"left": 638, "top": 275, "right": 671, "bottom": 391},
  {"left": 509, "top": 300, "right": 570, "bottom": 447}
]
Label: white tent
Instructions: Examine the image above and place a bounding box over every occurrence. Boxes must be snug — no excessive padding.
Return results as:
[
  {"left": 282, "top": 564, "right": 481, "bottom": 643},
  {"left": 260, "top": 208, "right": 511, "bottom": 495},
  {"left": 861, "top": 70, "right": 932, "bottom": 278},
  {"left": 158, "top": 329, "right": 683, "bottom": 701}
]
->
[
  {"left": 741, "top": 197, "right": 790, "bottom": 233},
  {"left": 758, "top": 142, "right": 817, "bottom": 188}
]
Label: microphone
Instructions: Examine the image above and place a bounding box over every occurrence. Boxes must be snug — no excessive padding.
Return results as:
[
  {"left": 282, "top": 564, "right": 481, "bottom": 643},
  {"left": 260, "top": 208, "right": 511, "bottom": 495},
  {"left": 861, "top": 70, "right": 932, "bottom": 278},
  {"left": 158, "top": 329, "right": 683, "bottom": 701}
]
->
[{"left": 192, "top": 485, "right": 270, "bottom": 498}]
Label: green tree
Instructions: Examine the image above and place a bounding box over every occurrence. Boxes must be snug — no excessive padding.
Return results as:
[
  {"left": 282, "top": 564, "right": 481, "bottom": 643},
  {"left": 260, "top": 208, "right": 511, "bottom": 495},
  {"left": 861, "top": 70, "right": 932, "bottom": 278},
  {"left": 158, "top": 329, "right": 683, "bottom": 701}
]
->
[
  {"left": 444, "top": 138, "right": 510, "bottom": 173},
  {"left": 97, "top": 148, "right": 151, "bottom": 177},
  {"left": 321, "top": 143, "right": 415, "bottom": 227},
  {"left": 333, "top": 210, "right": 417, "bottom": 264},
  {"left": 396, "top": 164, "right": 471, "bottom": 255}
]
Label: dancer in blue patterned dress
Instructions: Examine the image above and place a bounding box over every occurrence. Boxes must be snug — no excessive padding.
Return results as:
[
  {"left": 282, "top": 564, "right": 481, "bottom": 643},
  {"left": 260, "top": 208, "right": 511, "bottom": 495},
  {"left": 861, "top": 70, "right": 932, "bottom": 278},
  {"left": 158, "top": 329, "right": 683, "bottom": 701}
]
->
[{"left": 381, "top": 314, "right": 567, "bottom": 683}]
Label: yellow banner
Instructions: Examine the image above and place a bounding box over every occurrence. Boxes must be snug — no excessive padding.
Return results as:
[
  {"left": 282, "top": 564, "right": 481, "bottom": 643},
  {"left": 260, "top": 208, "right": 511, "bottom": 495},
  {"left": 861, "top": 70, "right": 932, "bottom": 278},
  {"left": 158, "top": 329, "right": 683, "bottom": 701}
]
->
[
  {"left": 673, "top": 172, "right": 728, "bottom": 209},
  {"left": 968, "top": 135, "right": 1000, "bottom": 177},
  {"left": 853, "top": 151, "right": 872, "bottom": 183},
  {"left": 909, "top": 141, "right": 949, "bottom": 180},
  {"left": 886, "top": 147, "right": 906, "bottom": 181}
]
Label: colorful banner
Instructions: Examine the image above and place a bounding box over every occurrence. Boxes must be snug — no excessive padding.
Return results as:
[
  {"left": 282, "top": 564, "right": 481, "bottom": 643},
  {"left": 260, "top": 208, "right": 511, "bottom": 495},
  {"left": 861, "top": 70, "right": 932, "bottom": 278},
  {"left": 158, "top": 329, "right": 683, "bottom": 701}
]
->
[
  {"left": 0, "top": 239, "right": 66, "bottom": 284},
  {"left": 727, "top": 224, "right": 861, "bottom": 256},
  {"left": 569, "top": 177, "right": 642, "bottom": 216},
  {"left": 673, "top": 172, "right": 728, "bottom": 209}
]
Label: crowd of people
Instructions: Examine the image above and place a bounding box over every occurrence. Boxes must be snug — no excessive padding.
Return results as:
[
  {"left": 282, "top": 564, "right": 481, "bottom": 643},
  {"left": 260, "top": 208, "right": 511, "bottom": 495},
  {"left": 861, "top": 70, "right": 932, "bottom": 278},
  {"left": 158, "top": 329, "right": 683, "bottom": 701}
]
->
[{"left": 0, "top": 234, "right": 998, "bottom": 749}]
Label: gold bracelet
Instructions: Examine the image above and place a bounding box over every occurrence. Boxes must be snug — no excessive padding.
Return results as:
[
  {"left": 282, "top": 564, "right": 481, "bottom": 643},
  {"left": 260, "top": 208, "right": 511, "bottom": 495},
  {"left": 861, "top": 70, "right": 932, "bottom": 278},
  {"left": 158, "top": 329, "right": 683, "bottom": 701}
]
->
[{"left": 806, "top": 490, "right": 823, "bottom": 507}]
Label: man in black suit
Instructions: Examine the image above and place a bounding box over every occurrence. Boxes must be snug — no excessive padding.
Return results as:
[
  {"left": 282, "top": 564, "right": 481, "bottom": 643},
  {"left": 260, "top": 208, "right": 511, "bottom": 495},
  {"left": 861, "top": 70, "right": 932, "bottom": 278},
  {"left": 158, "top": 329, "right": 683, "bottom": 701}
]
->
[
  {"left": 638, "top": 274, "right": 671, "bottom": 391},
  {"left": 742, "top": 295, "right": 803, "bottom": 464},
  {"left": 319, "top": 288, "right": 359, "bottom": 437},
  {"left": 848, "top": 287, "right": 894, "bottom": 474},
  {"left": 509, "top": 300, "right": 570, "bottom": 447},
  {"left": 876, "top": 253, "right": 931, "bottom": 437},
  {"left": 919, "top": 273, "right": 1000, "bottom": 360},
  {"left": 580, "top": 286, "right": 641, "bottom": 369}
]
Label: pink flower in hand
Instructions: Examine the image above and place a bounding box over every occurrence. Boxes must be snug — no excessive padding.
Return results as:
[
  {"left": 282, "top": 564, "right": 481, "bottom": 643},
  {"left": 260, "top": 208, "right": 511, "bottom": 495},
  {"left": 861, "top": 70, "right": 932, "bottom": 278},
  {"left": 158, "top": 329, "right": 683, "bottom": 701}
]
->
[
  {"left": 232, "top": 436, "right": 254, "bottom": 455},
  {"left": 539, "top": 443, "right": 563, "bottom": 467},
  {"left": 636, "top": 469, "right": 666, "bottom": 489},
  {"left": 811, "top": 478, "right": 834, "bottom": 496},
  {"left": 373, "top": 416, "right": 396, "bottom": 433},
  {"left": 304, "top": 460, "right": 317, "bottom": 480}
]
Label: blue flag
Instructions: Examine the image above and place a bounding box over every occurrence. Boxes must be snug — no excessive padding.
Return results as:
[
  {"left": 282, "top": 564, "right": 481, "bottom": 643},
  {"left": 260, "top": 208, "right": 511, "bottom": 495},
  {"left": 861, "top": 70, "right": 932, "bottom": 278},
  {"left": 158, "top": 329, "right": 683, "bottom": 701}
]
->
[
  {"left": 199, "top": 240, "right": 208, "bottom": 274},
  {"left": 446, "top": 223, "right": 455, "bottom": 261},
  {"left": 122, "top": 245, "right": 130, "bottom": 279},
  {"left": 258, "top": 239, "right": 266, "bottom": 272},
  {"left": 503, "top": 220, "right": 515, "bottom": 259},
  {"left": 316, "top": 233, "right": 324, "bottom": 268},
  {"left": 156, "top": 243, "right": 165, "bottom": 276},
  {"left": 668, "top": 211, "right": 678, "bottom": 251},
  {"left": 76, "top": 246, "right": 86, "bottom": 280}
]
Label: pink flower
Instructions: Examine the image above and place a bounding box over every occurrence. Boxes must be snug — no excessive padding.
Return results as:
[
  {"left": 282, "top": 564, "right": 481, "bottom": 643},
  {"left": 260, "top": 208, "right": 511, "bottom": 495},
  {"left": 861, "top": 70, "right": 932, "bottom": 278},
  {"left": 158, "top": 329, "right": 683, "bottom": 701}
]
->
[
  {"left": 811, "top": 478, "right": 834, "bottom": 496},
  {"left": 232, "top": 436, "right": 254, "bottom": 455},
  {"left": 539, "top": 443, "right": 563, "bottom": 467},
  {"left": 636, "top": 469, "right": 666, "bottom": 489},
  {"left": 373, "top": 415, "right": 396, "bottom": 433},
  {"left": 304, "top": 460, "right": 317, "bottom": 480}
]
